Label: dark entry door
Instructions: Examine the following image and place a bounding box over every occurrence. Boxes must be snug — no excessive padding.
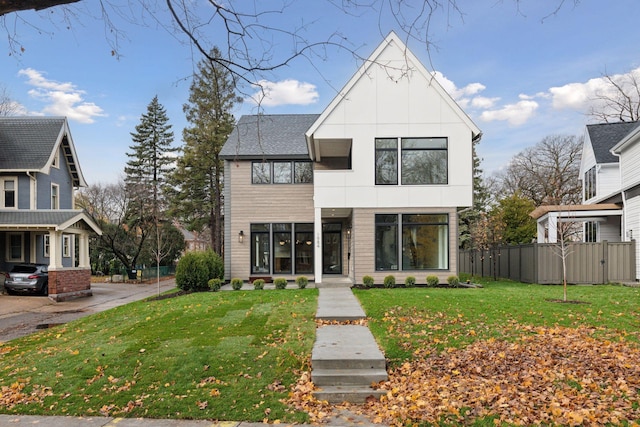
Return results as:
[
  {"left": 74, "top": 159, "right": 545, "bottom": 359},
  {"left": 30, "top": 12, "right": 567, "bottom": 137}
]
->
[{"left": 322, "top": 224, "right": 342, "bottom": 274}]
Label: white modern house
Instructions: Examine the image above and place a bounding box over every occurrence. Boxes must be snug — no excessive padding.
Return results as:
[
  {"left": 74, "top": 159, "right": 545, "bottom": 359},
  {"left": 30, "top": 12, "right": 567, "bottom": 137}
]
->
[{"left": 220, "top": 32, "right": 481, "bottom": 285}]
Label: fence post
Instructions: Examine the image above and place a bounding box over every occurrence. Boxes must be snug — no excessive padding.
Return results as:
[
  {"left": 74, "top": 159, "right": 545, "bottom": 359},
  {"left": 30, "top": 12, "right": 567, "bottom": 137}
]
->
[{"left": 602, "top": 240, "right": 608, "bottom": 284}]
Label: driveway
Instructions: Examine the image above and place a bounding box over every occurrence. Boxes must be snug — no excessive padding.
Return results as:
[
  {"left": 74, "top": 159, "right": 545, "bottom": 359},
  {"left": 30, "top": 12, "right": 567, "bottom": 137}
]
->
[{"left": 0, "top": 278, "right": 177, "bottom": 342}]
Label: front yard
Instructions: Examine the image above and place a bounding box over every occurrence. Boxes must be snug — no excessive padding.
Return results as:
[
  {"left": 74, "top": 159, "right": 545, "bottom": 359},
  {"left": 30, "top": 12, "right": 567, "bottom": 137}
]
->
[{"left": 0, "top": 280, "right": 639, "bottom": 425}]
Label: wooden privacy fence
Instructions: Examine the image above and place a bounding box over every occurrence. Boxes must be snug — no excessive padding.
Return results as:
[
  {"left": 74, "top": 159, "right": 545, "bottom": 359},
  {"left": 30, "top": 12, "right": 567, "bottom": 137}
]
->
[{"left": 458, "top": 240, "right": 636, "bottom": 284}]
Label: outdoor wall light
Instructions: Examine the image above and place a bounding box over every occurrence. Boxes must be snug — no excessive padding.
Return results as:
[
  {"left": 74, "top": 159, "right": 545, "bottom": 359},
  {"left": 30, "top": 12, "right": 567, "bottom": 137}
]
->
[{"left": 238, "top": 230, "right": 244, "bottom": 243}]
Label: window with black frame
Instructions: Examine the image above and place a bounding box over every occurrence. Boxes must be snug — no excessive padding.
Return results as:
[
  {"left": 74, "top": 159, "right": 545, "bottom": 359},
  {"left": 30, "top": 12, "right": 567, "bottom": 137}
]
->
[
  {"left": 401, "top": 137, "right": 448, "bottom": 185},
  {"left": 375, "top": 138, "right": 398, "bottom": 185},
  {"left": 250, "top": 224, "right": 270, "bottom": 274}
]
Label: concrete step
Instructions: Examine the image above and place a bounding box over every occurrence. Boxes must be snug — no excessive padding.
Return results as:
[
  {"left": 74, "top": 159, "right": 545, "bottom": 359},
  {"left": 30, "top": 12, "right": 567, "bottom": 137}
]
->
[
  {"left": 312, "top": 325, "right": 386, "bottom": 370},
  {"left": 313, "top": 385, "right": 386, "bottom": 404},
  {"left": 312, "top": 368, "right": 388, "bottom": 386},
  {"left": 316, "top": 288, "right": 366, "bottom": 321}
]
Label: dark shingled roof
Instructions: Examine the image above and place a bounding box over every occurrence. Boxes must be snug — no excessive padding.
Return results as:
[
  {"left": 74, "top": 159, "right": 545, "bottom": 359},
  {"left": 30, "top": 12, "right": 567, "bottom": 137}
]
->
[
  {"left": 220, "top": 114, "right": 319, "bottom": 159},
  {"left": 586, "top": 121, "right": 640, "bottom": 164},
  {"left": 0, "top": 117, "right": 65, "bottom": 169}
]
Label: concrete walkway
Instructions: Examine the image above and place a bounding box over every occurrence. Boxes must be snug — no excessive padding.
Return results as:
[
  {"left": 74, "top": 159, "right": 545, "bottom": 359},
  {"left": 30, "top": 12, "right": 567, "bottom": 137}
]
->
[{"left": 312, "top": 287, "right": 388, "bottom": 403}]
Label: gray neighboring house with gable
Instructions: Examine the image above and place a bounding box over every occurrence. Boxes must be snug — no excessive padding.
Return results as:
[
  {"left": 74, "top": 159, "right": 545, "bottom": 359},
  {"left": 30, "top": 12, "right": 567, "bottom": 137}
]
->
[{"left": 0, "top": 117, "right": 102, "bottom": 301}]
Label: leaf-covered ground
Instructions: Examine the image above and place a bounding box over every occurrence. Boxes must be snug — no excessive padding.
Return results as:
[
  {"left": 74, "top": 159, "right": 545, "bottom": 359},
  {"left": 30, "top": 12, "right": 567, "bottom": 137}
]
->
[{"left": 290, "top": 323, "right": 640, "bottom": 426}]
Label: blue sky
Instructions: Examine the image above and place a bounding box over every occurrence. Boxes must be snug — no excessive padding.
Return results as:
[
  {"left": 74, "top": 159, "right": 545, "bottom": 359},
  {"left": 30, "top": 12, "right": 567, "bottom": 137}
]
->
[{"left": 1, "top": 0, "right": 640, "bottom": 185}]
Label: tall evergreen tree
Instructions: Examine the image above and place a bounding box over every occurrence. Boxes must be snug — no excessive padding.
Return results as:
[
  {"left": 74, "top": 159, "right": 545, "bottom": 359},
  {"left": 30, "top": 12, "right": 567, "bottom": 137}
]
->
[
  {"left": 123, "top": 95, "right": 176, "bottom": 269},
  {"left": 168, "top": 47, "right": 241, "bottom": 254},
  {"left": 459, "top": 138, "right": 490, "bottom": 249}
]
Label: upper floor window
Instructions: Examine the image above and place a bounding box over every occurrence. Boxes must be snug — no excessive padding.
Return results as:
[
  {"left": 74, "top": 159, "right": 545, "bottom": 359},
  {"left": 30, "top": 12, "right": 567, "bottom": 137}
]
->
[
  {"left": 402, "top": 138, "right": 448, "bottom": 185},
  {"left": 1, "top": 177, "right": 17, "bottom": 208},
  {"left": 584, "top": 166, "right": 596, "bottom": 200},
  {"left": 252, "top": 161, "right": 313, "bottom": 184},
  {"left": 375, "top": 137, "right": 448, "bottom": 185},
  {"left": 51, "top": 184, "right": 60, "bottom": 209},
  {"left": 375, "top": 138, "right": 398, "bottom": 185}
]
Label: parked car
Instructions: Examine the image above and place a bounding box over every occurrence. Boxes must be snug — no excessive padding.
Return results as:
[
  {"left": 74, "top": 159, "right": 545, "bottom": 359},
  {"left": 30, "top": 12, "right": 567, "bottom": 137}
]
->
[{"left": 4, "top": 264, "right": 49, "bottom": 295}]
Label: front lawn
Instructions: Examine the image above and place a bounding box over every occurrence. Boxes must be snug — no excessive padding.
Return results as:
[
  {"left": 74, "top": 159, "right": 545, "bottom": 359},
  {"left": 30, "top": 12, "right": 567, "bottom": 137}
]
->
[
  {"left": 354, "top": 280, "right": 640, "bottom": 426},
  {"left": 0, "top": 289, "right": 317, "bottom": 423}
]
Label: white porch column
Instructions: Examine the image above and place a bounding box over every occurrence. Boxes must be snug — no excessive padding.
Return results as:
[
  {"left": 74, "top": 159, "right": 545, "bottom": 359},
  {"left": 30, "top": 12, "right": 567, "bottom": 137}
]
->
[
  {"left": 547, "top": 212, "right": 558, "bottom": 243},
  {"left": 49, "top": 230, "right": 63, "bottom": 269},
  {"left": 78, "top": 231, "right": 90, "bottom": 268},
  {"left": 537, "top": 218, "right": 546, "bottom": 243},
  {"left": 314, "top": 207, "right": 322, "bottom": 284}
]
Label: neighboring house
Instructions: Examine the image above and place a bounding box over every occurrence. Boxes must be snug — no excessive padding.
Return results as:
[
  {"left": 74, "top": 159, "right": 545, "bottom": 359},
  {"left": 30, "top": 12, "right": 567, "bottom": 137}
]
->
[
  {"left": 0, "top": 117, "right": 102, "bottom": 301},
  {"left": 179, "top": 226, "right": 209, "bottom": 252},
  {"left": 532, "top": 120, "right": 640, "bottom": 280},
  {"left": 220, "top": 32, "right": 481, "bottom": 285}
]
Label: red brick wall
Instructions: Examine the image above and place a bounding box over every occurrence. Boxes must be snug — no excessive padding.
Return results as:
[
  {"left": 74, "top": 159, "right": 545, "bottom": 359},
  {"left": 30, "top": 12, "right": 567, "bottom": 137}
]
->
[{"left": 48, "top": 268, "right": 92, "bottom": 302}]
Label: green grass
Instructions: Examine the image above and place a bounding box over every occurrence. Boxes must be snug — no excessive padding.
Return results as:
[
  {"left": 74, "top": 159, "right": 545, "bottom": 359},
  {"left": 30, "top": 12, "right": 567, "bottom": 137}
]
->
[
  {"left": 0, "top": 289, "right": 317, "bottom": 423},
  {"left": 355, "top": 279, "right": 640, "bottom": 366}
]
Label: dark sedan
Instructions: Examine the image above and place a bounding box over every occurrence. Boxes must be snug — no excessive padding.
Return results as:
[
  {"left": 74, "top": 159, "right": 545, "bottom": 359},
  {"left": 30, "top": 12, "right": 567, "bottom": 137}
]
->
[{"left": 4, "top": 264, "right": 49, "bottom": 295}]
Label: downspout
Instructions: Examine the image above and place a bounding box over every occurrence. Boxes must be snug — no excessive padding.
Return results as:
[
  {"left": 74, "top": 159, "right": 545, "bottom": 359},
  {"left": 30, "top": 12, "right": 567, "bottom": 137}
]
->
[{"left": 27, "top": 172, "right": 36, "bottom": 210}]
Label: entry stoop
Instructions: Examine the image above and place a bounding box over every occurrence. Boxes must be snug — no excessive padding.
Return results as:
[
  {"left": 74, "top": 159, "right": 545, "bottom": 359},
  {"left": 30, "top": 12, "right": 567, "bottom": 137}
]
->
[{"left": 312, "top": 325, "right": 388, "bottom": 403}]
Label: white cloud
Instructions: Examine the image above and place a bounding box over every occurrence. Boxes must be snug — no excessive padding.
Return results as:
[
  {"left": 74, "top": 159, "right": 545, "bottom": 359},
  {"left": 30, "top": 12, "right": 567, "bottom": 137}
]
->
[
  {"left": 480, "top": 100, "right": 539, "bottom": 126},
  {"left": 17, "top": 68, "right": 105, "bottom": 123},
  {"left": 549, "top": 66, "right": 640, "bottom": 113},
  {"left": 249, "top": 79, "right": 319, "bottom": 107},
  {"left": 432, "top": 71, "right": 486, "bottom": 100}
]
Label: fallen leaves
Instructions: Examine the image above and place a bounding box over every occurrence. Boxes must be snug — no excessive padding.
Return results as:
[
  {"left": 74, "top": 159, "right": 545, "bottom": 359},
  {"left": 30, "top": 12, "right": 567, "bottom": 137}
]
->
[
  {"left": 288, "top": 323, "right": 640, "bottom": 426},
  {"left": 362, "top": 325, "right": 640, "bottom": 426},
  {"left": 0, "top": 379, "right": 52, "bottom": 409}
]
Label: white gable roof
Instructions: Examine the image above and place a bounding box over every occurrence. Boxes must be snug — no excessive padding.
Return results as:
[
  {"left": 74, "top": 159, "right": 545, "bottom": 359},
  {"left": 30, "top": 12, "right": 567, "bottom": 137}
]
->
[{"left": 305, "top": 31, "right": 481, "bottom": 156}]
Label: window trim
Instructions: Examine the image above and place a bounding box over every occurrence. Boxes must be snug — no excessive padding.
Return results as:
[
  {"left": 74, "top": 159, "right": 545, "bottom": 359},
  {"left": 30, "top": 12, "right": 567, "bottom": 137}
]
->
[
  {"left": 1, "top": 176, "right": 18, "bottom": 209},
  {"left": 62, "top": 235, "right": 72, "bottom": 258},
  {"left": 51, "top": 183, "right": 60, "bottom": 209},
  {"left": 6, "top": 232, "right": 24, "bottom": 262},
  {"left": 52, "top": 148, "right": 60, "bottom": 169},
  {"left": 43, "top": 235, "right": 51, "bottom": 258}
]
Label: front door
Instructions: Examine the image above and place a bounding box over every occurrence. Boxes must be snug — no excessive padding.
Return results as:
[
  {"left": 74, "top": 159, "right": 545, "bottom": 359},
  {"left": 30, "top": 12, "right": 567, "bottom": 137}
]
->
[{"left": 322, "top": 223, "right": 342, "bottom": 274}]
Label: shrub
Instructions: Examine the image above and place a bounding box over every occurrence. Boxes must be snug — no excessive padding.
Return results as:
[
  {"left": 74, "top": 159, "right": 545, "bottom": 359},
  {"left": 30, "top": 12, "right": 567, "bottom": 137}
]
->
[
  {"left": 295, "top": 276, "right": 309, "bottom": 289},
  {"left": 231, "top": 278, "right": 243, "bottom": 290},
  {"left": 426, "top": 275, "right": 439, "bottom": 287},
  {"left": 362, "top": 275, "right": 374, "bottom": 287},
  {"left": 274, "top": 278, "right": 288, "bottom": 290},
  {"left": 383, "top": 275, "right": 396, "bottom": 288},
  {"left": 208, "top": 278, "right": 223, "bottom": 292},
  {"left": 175, "top": 251, "right": 210, "bottom": 292},
  {"left": 203, "top": 249, "right": 224, "bottom": 280},
  {"left": 447, "top": 275, "right": 460, "bottom": 288},
  {"left": 404, "top": 276, "right": 416, "bottom": 288},
  {"left": 253, "top": 279, "right": 265, "bottom": 290}
]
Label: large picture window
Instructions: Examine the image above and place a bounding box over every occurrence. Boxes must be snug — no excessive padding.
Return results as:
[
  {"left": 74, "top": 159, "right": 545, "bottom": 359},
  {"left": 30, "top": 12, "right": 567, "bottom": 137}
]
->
[
  {"left": 375, "top": 138, "right": 398, "bottom": 185},
  {"left": 375, "top": 214, "right": 449, "bottom": 271},
  {"left": 250, "top": 223, "right": 314, "bottom": 275},
  {"left": 401, "top": 138, "right": 448, "bottom": 185}
]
